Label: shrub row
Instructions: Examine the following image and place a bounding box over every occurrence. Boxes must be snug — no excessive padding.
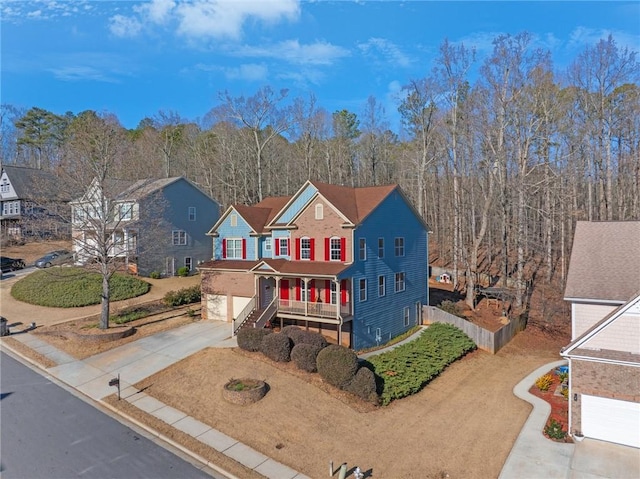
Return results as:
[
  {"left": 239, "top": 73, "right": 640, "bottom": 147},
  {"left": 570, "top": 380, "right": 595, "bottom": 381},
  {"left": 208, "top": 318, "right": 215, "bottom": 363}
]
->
[
  {"left": 236, "top": 327, "right": 379, "bottom": 404},
  {"left": 367, "top": 323, "right": 476, "bottom": 406},
  {"left": 162, "top": 285, "right": 201, "bottom": 306}
]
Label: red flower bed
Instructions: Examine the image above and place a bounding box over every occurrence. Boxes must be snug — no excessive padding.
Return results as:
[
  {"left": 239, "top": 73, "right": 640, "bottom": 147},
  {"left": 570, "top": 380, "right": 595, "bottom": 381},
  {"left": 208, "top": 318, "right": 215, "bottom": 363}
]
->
[{"left": 529, "top": 368, "right": 573, "bottom": 442}]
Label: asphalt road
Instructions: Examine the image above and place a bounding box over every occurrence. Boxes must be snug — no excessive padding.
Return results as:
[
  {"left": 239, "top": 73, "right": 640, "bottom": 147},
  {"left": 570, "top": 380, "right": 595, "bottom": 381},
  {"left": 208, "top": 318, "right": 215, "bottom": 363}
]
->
[{"left": 0, "top": 351, "right": 217, "bottom": 479}]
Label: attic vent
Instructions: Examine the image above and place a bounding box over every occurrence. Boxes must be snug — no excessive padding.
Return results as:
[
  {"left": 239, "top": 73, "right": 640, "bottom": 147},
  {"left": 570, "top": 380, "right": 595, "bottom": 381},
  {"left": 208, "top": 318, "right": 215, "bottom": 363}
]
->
[
  {"left": 315, "top": 203, "right": 323, "bottom": 220},
  {"left": 230, "top": 214, "right": 237, "bottom": 227}
]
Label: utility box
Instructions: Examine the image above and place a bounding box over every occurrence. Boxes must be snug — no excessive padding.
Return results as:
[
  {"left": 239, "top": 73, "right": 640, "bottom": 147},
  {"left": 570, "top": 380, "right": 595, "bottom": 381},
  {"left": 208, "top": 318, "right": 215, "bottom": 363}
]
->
[{"left": 0, "top": 317, "right": 9, "bottom": 336}]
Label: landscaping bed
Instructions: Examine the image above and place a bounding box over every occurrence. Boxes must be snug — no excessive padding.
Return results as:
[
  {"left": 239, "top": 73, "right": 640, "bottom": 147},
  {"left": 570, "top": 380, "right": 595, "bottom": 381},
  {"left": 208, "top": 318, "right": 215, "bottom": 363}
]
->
[{"left": 529, "top": 367, "right": 572, "bottom": 443}]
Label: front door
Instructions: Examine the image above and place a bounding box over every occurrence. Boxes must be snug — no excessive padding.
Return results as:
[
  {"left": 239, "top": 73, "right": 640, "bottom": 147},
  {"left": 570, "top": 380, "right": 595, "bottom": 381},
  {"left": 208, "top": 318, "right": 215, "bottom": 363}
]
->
[{"left": 260, "top": 277, "right": 275, "bottom": 309}]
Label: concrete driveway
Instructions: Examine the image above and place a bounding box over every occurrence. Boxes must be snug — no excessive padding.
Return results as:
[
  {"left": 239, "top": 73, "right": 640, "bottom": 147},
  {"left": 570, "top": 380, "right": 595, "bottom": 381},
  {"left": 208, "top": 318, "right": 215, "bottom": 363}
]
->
[{"left": 570, "top": 438, "right": 640, "bottom": 479}]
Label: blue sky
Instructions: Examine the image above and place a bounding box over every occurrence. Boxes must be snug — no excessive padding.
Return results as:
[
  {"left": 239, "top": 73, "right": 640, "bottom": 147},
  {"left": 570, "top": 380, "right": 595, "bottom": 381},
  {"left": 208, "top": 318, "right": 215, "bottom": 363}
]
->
[{"left": 2, "top": 1, "right": 639, "bottom": 131}]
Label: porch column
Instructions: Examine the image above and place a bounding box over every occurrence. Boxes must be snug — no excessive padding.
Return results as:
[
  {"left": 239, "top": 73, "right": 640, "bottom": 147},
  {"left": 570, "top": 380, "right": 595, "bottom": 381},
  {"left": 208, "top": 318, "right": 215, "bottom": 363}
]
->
[
  {"left": 303, "top": 278, "right": 310, "bottom": 315},
  {"left": 338, "top": 319, "right": 342, "bottom": 346},
  {"left": 335, "top": 279, "right": 340, "bottom": 320}
]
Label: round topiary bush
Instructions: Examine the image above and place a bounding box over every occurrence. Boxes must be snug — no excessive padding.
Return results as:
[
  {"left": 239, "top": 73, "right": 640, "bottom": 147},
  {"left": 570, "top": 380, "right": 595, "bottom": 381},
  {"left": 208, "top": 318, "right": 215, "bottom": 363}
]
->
[
  {"left": 346, "top": 366, "right": 379, "bottom": 404},
  {"left": 261, "top": 332, "right": 292, "bottom": 362},
  {"left": 237, "top": 327, "right": 272, "bottom": 352},
  {"left": 291, "top": 343, "right": 323, "bottom": 372},
  {"left": 280, "top": 325, "right": 301, "bottom": 337},
  {"left": 297, "top": 330, "right": 328, "bottom": 349},
  {"left": 316, "top": 344, "right": 359, "bottom": 389}
]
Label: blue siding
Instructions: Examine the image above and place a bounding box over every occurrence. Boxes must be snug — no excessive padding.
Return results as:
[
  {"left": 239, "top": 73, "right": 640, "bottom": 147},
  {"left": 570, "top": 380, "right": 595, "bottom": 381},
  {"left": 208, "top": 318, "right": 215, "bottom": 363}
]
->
[
  {"left": 276, "top": 184, "right": 317, "bottom": 224},
  {"left": 259, "top": 236, "right": 274, "bottom": 259},
  {"left": 215, "top": 209, "right": 256, "bottom": 259},
  {"left": 138, "top": 179, "right": 220, "bottom": 276},
  {"left": 343, "top": 190, "right": 428, "bottom": 350}
]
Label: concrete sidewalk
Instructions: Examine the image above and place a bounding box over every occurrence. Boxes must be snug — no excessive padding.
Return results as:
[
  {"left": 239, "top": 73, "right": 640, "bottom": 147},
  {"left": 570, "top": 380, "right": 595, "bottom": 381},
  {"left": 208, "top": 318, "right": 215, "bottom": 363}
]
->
[
  {"left": 499, "top": 360, "right": 640, "bottom": 479},
  {"left": 2, "top": 321, "right": 310, "bottom": 479}
]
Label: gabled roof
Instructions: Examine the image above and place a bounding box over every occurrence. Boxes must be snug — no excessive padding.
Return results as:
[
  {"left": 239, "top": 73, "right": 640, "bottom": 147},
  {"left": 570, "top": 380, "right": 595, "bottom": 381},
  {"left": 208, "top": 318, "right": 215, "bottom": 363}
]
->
[
  {"left": 564, "top": 221, "right": 640, "bottom": 303},
  {"left": 114, "top": 177, "right": 182, "bottom": 201},
  {"left": 562, "top": 292, "right": 640, "bottom": 364},
  {"left": 312, "top": 181, "right": 397, "bottom": 225},
  {"left": 1, "top": 165, "right": 74, "bottom": 201}
]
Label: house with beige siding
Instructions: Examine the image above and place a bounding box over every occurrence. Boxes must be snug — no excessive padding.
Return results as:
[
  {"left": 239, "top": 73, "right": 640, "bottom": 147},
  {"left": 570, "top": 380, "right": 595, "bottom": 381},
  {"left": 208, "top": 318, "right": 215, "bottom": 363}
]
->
[
  {"left": 561, "top": 221, "right": 640, "bottom": 448},
  {"left": 199, "top": 180, "right": 429, "bottom": 350}
]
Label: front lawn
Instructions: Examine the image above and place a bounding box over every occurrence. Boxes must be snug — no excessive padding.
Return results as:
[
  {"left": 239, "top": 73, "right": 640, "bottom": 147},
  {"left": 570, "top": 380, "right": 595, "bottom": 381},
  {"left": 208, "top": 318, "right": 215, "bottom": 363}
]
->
[{"left": 11, "top": 267, "right": 151, "bottom": 307}]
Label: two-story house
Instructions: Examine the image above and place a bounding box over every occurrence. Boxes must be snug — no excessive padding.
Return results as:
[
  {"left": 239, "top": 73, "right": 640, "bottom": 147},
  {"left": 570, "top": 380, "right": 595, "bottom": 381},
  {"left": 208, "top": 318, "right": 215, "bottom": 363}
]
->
[
  {"left": 0, "top": 165, "right": 74, "bottom": 240},
  {"left": 561, "top": 221, "right": 640, "bottom": 448},
  {"left": 199, "top": 180, "right": 429, "bottom": 350},
  {"left": 72, "top": 176, "right": 220, "bottom": 277}
]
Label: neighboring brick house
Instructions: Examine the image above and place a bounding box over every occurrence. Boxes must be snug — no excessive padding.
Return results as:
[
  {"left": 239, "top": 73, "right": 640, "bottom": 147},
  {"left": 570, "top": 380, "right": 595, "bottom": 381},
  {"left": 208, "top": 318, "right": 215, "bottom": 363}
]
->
[
  {"left": 199, "top": 180, "right": 429, "bottom": 349},
  {"left": 72, "top": 177, "right": 220, "bottom": 277},
  {"left": 561, "top": 221, "right": 640, "bottom": 448},
  {"left": 0, "top": 165, "right": 74, "bottom": 240}
]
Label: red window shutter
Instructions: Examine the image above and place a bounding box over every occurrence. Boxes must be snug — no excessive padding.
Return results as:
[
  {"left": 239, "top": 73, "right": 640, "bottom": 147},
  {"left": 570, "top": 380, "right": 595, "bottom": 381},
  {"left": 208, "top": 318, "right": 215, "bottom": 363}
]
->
[
  {"left": 242, "top": 238, "right": 246, "bottom": 259},
  {"left": 222, "top": 239, "right": 226, "bottom": 258},
  {"left": 324, "top": 238, "right": 330, "bottom": 261},
  {"left": 340, "top": 237, "right": 346, "bottom": 262},
  {"left": 295, "top": 238, "right": 301, "bottom": 260},
  {"left": 310, "top": 280, "right": 316, "bottom": 302},
  {"left": 340, "top": 279, "right": 348, "bottom": 304},
  {"left": 310, "top": 238, "right": 315, "bottom": 261},
  {"left": 280, "top": 280, "right": 289, "bottom": 300},
  {"left": 275, "top": 238, "right": 280, "bottom": 256},
  {"left": 287, "top": 238, "right": 290, "bottom": 257},
  {"left": 324, "top": 280, "right": 331, "bottom": 303},
  {"left": 295, "top": 279, "right": 301, "bottom": 301}
]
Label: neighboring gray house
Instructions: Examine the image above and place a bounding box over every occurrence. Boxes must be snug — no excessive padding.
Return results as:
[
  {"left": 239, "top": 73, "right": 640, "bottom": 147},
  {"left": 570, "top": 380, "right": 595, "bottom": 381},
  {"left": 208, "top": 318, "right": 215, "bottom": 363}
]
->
[
  {"left": 72, "top": 176, "right": 220, "bottom": 277},
  {"left": 0, "top": 165, "right": 73, "bottom": 240},
  {"left": 561, "top": 221, "right": 640, "bottom": 448}
]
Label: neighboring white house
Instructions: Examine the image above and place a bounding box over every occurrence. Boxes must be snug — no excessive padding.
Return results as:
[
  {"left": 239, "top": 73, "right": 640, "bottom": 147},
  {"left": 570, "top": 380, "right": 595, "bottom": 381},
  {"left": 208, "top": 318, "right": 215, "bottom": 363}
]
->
[{"left": 561, "top": 221, "right": 640, "bottom": 448}]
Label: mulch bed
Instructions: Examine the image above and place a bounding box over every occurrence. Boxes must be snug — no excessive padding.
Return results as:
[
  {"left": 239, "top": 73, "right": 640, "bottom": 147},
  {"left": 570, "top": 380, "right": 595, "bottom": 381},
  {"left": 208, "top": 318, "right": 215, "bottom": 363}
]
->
[{"left": 529, "top": 367, "right": 572, "bottom": 443}]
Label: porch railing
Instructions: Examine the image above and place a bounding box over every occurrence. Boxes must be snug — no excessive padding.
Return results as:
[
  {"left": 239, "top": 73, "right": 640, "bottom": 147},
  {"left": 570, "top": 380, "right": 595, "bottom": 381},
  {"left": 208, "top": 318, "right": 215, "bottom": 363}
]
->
[
  {"left": 254, "top": 298, "right": 277, "bottom": 329},
  {"left": 232, "top": 296, "right": 256, "bottom": 336},
  {"left": 278, "top": 299, "right": 350, "bottom": 319}
]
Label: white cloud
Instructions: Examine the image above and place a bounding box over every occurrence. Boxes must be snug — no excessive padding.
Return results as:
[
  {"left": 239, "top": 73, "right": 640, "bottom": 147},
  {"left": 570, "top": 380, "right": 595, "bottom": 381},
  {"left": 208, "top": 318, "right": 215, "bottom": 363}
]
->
[
  {"left": 568, "top": 26, "right": 639, "bottom": 54},
  {"left": 109, "top": 14, "right": 143, "bottom": 38},
  {"left": 231, "top": 39, "right": 350, "bottom": 65},
  {"left": 135, "top": 0, "right": 176, "bottom": 24},
  {"left": 47, "top": 65, "right": 120, "bottom": 83},
  {"left": 358, "top": 38, "right": 412, "bottom": 68},
  {"left": 195, "top": 62, "right": 269, "bottom": 82}
]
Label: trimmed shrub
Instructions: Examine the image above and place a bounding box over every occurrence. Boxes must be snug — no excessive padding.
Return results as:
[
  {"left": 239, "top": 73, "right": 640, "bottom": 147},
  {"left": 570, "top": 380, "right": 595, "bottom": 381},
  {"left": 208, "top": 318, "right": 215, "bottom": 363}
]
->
[
  {"left": 291, "top": 343, "right": 323, "bottom": 372},
  {"left": 237, "top": 328, "right": 272, "bottom": 352},
  {"left": 162, "top": 285, "right": 201, "bottom": 306},
  {"left": 346, "top": 367, "right": 379, "bottom": 404},
  {"left": 177, "top": 266, "right": 190, "bottom": 277},
  {"left": 535, "top": 373, "right": 554, "bottom": 392},
  {"left": 149, "top": 271, "right": 161, "bottom": 279},
  {"left": 316, "top": 344, "right": 359, "bottom": 389},
  {"left": 280, "top": 325, "right": 301, "bottom": 337},
  {"left": 261, "top": 332, "right": 292, "bottom": 362},
  {"left": 295, "top": 330, "right": 329, "bottom": 349}
]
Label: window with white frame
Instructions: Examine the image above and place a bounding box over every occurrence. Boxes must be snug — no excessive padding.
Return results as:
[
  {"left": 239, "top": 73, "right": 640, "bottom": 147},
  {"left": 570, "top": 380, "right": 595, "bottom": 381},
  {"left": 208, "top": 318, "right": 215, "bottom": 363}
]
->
[
  {"left": 330, "top": 281, "right": 337, "bottom": 305},
  {"left": 330, "top": 237, "right": 342, "bottom": 261},
  {"left": 3, "top": 201, "right": 19, "bottom": 215},
  {"left": 300, "top": 237, "right": 311, "bottom": 260},
  {"left": 395, "top": 237, "right": 405, "bottom": 257},
  {"left": 119, "top": 202, "right": 133, "bottom": 221},
  {"left": 378, "top": 275, "right": 386, "bottom": 297},
  {"left": 279, "top": 238, "right": 288, "bottom": 256},
  {"left": 378, "top": 237, "right": 384, "bottom": 258},
  {"left": 230, "top": 214, "right": 237, "bottom": 227},
  {"left": 395, "top": 272, "right": 406, "bottom": 292},
  {"left": 315, "top": 203, "right": 323, "bottom": 220},
  {"left": 188, "top": 206, "right": 196, "bottom": 221},
  {"left": 173, "top": 230, "right": 187, "bottom": 246},
  {"left": 73, "top": 206, "right": 85, "bottom": 223},
  {"left": 301, "top": 281, "right": 310, "bottom": 302},
  {"left": 226, "top": 238, "right": 242, "bottom": 259},
  {"left": 404, "top": 307, "right": 410, "bottom": 326},
  {"left": 359, "top": 238, "right": 366, "bottom": 261},
  {"left": 359, "top": 278, "right": 367, "bottom": 302},
  {"left": 185, "top": 257, "right": 192, "bottom": 271},
  {"left": 265, "top": 238, "right": 272, "bottom": 252}
]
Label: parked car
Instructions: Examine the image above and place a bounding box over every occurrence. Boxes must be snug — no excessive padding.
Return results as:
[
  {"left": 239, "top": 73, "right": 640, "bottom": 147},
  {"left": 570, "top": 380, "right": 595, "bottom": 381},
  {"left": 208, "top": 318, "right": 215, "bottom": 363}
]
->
[
  {"left": 1, "top": 256, "right": 26, "bottom": 273},
  {"left": 35, "top": 250, "right": 74, "bottom": 268}
]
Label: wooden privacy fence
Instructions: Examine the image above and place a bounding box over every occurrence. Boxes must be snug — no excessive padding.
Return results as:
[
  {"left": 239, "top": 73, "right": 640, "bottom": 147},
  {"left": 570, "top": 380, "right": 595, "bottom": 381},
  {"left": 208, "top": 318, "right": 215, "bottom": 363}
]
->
[{"left": 422, "top": 306, "right": 526, "bottom": 354}]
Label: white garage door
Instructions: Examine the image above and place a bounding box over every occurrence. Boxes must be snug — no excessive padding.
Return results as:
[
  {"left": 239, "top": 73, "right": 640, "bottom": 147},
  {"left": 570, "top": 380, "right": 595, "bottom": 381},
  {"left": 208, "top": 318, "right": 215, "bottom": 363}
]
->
[{"left": 582, "top": 395, "right": 640, "bottom": 448}]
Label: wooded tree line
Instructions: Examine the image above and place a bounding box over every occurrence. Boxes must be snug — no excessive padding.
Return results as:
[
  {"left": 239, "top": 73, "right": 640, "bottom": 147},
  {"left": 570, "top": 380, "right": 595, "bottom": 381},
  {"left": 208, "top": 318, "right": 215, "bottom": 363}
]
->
[{"left": 1, "top": 33, "right": 638, "bottom": 310}]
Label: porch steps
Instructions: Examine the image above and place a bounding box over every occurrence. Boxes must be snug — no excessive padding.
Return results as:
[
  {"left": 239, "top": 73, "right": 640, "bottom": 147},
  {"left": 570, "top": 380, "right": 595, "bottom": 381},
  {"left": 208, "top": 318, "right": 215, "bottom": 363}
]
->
[{"left": 237, "top": 308, "right": 265, "bottom": 331}]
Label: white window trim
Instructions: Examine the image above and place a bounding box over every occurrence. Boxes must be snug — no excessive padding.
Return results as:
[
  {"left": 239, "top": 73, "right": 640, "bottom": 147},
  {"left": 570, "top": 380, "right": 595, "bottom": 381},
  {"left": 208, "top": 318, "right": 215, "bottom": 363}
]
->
[
  {"left": 404, "top": 307, "right": 410, "bottom": 326},
  {"left": 395, "top": 237, "right": 405, "bottom": 257},
  {"left": 265, "top": 238, "right": 272, "bottom": 252},
  {"left": 359, "top": 278, "right": 367, "bottom": 302},
  {"left": 378, "top": 275, "right": 386, "bottom": 297},
  {"left": 173, "top": 230, "right": 187, "bottom": 246},
  {"left": 330, "top": 236, "right": 341, "bottom": 261},
  {"left": 300, "top": 236, "right": 311, "bottom": 260},
  {"left": 279, "top": 238, "right": 289, "bottom": 256},
  {"left": 188, "top": 206, "right": 196, "bottom": 221},
  {"left": 226, "top": 238, "right": 243, "bottom": 259},
  {"left": 395, "top": 272, "right": 406, "bottom": 292},
  {"left": 315, "top": 203, "right": 324, "bottom": 220},
  {"left": 359, "top": 238, "right": 366, "bottom": 261}
]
